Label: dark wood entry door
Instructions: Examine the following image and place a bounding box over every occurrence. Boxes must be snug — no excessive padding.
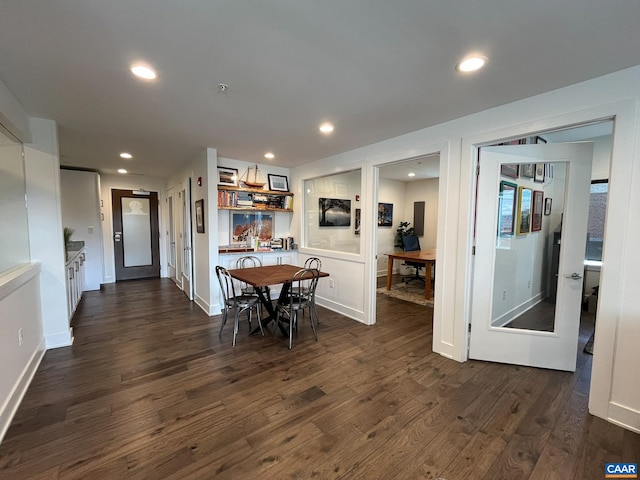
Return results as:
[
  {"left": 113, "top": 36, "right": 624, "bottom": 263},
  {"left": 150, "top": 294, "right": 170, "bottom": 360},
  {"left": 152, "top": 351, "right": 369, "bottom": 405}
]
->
[{"left": 112, "top": 189, "right": 160, "bottom": 280}]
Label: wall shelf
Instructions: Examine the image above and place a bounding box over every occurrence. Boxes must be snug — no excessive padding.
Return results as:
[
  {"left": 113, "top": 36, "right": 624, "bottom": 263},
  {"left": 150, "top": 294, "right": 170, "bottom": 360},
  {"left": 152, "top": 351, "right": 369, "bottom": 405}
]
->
[{"left": 217, "top": 186, "right": 293, "bottom": 211}]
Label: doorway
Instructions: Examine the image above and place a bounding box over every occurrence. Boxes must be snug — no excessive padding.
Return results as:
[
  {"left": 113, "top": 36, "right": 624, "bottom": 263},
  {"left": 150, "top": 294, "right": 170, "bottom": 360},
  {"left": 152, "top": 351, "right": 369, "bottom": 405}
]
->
[
  {"left": 112, "top": 189, "right": 160, "bottom": 281},
  {"left": 468, "top": 121, "right": 613, "bottom": 371},
  {"left": 166, "top": 187, "right": 178, "bottom": 285},
  {"left": 375, "top": 154, "right": 440, "bottom": 323}
]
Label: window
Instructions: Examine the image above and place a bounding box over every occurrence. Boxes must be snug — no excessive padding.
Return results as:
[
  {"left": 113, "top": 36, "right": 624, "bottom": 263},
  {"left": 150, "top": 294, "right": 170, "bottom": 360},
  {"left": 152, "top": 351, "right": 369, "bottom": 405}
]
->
[
  {"left": 303, "top": 170, "right": 361, "bottom": 254},
  {"left": 585, "top": 180, "right": 608, "bottom": 261},
  {"left": 0, "top": 124, "right": 30, "bottom": 275}
]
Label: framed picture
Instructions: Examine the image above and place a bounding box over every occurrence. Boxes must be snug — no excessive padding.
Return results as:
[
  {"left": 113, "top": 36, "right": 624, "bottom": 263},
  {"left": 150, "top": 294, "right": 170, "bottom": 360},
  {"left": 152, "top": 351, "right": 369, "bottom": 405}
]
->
[
  {"left": 319, "top": 198, "right": 351, "bottom": 227},
  {"left": 355, "top": 208, "right": 361, "bottom": 235},
  {"left": 521, "top": 163, "right": 534, "bottom": 178},
  {"left": 544, "top": 163, "right": 554, "bottom": 179},
  {"left": 217, "top": 167, "right": 239, "bottom": 187},
  {"left": 195, "top": 199, "right": 205, "bottom": 234},
  {"left": 498, "top": 181, "right": 517, "bottom": 236},
  {"left": 230, "top": 212, "right": 273, "bottom": 243},
  {"left": 516, "top": 187, "right": 532, "bottom": 235},
  {"left": 378, "top": 203, "right": 393, "bottom": 227},
  {"left": 531, "top": 190, "right": 544, "bottom": 232},
  {"left": 544, "top": 197, "right": 552, "bottom": 216},
  {"left": 500, "top": 164, "right": 519, "bottom": 179},
  {"left": 268, "top": 174, "right": 289, "bottom": 192},
  {"left": 534, "top": 163, "right": 545, "bottom": 183}
]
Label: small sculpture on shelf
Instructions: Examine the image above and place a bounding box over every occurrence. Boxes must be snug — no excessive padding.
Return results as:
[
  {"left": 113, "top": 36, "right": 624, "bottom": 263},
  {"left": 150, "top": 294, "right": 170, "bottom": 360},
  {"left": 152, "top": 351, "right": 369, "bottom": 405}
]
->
[{"left": 240, "top": 164, "right": 266, "bottom": 188}]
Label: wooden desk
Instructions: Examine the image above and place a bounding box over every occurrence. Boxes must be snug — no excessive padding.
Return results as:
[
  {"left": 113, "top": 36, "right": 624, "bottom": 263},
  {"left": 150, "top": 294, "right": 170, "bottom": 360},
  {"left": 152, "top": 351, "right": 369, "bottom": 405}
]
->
[
  {"left": 385, "top": 249, "right": 436, "bottom": 299},
  {"left": 227, "top": 264, "right": 329, "bottom": 334}
]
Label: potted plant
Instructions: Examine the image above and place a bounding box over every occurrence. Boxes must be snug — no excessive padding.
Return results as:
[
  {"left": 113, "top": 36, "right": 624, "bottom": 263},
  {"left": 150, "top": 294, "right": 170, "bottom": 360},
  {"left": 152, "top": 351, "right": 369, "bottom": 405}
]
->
[
  {"left": 63, "top": 227, "right": 74, "bottom": 253},
  {"left": 394, "top": 221, "right": 414, "bottom": 250}
]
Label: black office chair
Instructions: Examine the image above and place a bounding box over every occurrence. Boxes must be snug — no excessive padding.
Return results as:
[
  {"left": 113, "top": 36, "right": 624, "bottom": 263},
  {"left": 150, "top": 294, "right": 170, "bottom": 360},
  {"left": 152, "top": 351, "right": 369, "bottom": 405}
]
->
[{"left": 402, "top": 234, "right": 425, "bottom": 285}]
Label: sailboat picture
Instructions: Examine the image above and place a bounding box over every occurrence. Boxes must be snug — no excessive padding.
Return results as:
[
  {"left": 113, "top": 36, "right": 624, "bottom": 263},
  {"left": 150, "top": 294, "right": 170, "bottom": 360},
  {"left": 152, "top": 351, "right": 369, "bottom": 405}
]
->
[{"left": 240, "top": 164, "right": 266, "bottom": 188}]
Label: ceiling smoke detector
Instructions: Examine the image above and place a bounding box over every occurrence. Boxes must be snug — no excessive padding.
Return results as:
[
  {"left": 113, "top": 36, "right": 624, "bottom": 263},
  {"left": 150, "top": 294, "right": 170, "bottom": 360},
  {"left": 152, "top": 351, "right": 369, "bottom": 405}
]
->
[{"left": 218, "top": 83, "right": 229, "bottom": 94}]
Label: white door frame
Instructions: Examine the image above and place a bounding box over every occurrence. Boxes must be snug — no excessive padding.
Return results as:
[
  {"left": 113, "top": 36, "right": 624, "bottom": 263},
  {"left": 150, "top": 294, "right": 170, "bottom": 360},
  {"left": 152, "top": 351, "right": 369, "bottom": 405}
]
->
[
  {"left": 368, "top": 141, "right": 452, "bottom": 357},
  {"left": 457, "top": 100, "right": 636, "bottom": 423}
]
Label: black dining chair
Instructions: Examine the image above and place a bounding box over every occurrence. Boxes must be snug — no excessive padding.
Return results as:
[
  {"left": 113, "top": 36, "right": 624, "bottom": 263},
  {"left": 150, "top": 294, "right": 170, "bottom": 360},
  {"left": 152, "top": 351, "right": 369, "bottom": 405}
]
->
[
  {"left": 216, "top": 265, "right": 263, "bottom": 346},
  {"left": 402, "top": 234, "right": 425, "bottom": 285},
  {"left": 274, "top": 268, "right": 319, "bottom": 349},
  {"left": 302, "top": 257, "right": 322, "bottom": 323}
]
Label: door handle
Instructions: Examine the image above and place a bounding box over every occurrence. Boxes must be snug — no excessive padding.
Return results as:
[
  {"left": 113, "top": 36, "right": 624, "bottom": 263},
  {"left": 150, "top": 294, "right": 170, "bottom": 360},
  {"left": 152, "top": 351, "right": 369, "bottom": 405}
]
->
[
  {"left": 114, "top": 231, "right": 122, "bottom": 242},
  {"left": 564, "top": 272, "right": 583, "bottom": 280}
]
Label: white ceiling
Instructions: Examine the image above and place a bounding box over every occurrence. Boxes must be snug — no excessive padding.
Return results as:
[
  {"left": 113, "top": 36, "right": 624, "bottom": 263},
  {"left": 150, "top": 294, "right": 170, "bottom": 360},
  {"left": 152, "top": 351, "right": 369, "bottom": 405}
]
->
[{"left": 1, "top": 1, "right": 639, "bottom": 178}]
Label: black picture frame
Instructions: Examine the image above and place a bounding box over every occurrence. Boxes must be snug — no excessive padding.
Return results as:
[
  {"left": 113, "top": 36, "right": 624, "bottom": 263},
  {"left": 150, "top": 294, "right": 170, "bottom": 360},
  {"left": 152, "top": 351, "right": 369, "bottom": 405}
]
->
[
  {"left": 319, "top": 198, "right": 351, "bottom": 227},
  {"left": 544, "top": 197, "right": 552, "bottom": 216},
  {"left": 355, "top": 208, "right": 361, "bottom": 235},
  {"left": 534, "top": 163, "right": 545, "bottom": 183},
  {"left": 217, "top": 167, "right": 239, "bottom": 187},
  {"left": 195, "top": 199, "right": 205, "bottom": 233},
  {"left": 377, "top": 203, "right": 393, "bottom": 227},
  {"left": 268, "top": 174, "right": 289, "bottom": 192}
]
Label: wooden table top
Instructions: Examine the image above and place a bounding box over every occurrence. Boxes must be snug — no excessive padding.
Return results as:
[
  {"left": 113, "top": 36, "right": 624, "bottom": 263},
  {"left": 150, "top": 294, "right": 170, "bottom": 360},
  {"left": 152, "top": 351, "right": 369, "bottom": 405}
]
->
[
  {"left": 385, "top": 249, "right": 436, "bottom": 262},
  {"left": 227, "top": 264, "right": 329, "bottom": 288}
]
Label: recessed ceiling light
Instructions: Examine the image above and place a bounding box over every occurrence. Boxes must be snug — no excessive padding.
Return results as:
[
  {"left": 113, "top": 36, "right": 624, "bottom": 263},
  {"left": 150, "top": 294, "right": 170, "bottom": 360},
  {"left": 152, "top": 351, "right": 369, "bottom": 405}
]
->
[
  {"left": 319, "top": 122, "right": 334, "bottom": 134},
  {"left": 408, "top": 172, "right": 416, "bottom": 177},
  {"left": 456, "top": 55, "right": 487, "bottom": 73},
  {"left": 130, "top": 64, "right": 157, "bottom": 80},
  {"left": 118, "top": 168, "right": 128, "bottom": 174},
  {"left": 120, "top": 152, "right": 133, "bottom": 159},
  {"left": 264, "top": 152, "right": 275, "bottom": 159}
]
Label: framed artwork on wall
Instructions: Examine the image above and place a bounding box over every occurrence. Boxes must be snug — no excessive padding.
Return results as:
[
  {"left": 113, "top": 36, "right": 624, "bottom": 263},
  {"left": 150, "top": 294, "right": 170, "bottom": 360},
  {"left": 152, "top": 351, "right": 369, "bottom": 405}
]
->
[
  {"left": 544, "top": 197, "right": 552, "bottom": 216},
  {"left": 319, "top": 198, "right": 351, "bottom": 226},
  {"left": 267, "top": 174, "right": 289, "bottom": 192},
  {"left": 230, "top": 212, "right": 273, "bottom": 243},
  {"left": 498, "top": 181, "right": 517, "bottom": 236},
  {"left": 195, "top": 199, "right": 205, "bottom": 234},
  {"left": 516, "top": 187, "right": 532, "bottom": 235},
  {"left": 534, "top": 163, "right": 545, "bottom": 183},
  {"left": 217, "top": 167, "right": 239, "bottom": 187},
  {"left": 355, "top": 208, "right": 361, "bottom": 235},
  {"left": 377, "top": 203, "right": 393, "bottom": 227},
  {"left": 531, "top": 190, "right": 544, "bottom": 232},
  {"left": 500, "top": 164, "right": 519, "bottom": 179}
]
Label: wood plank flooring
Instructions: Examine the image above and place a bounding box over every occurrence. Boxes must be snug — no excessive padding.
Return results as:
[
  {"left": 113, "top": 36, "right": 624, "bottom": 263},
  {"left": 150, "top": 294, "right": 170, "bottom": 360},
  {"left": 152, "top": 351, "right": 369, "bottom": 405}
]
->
[{"left": 1, "top": 278, "right": 638, "bottom": 479}]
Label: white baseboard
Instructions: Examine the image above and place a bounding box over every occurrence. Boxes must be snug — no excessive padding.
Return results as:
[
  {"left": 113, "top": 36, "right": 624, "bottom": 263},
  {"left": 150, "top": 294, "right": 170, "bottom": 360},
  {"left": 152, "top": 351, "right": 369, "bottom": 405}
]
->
[
  {"left": 0, "top": 338, "right": 46, "bottom": 444},
  {"left": 316, "top": 296, "right": 365, "bottom": 324},
  {"left": 45, "top": 327, "right": 73, "bottom": 349},
  {"left": 492, "top": 292, "right": 544, "bottom": 327},
  {"left": 608, "top": 402, "right": 640, "bottom": 434}
]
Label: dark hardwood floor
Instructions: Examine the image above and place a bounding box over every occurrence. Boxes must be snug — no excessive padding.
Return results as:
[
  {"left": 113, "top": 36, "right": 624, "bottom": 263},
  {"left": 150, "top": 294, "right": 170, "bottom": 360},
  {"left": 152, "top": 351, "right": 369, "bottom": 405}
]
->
[{"left": 0, "top": 278, "right": 638, "bottom": 479}]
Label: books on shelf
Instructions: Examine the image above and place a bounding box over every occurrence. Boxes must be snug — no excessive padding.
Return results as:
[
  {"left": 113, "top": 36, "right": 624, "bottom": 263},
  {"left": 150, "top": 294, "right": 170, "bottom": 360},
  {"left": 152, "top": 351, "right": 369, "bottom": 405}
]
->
[{"left": 217, "top": 189, "right": 293, "bottom": 210}]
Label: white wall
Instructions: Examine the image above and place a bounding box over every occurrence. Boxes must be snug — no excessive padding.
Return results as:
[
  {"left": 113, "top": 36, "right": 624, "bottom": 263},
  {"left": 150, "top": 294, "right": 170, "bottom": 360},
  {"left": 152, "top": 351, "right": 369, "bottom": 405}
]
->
[
  {"left": 375, "top": 177, "right": 439, "bottom": 277},
  {"left": 100, "top": 174, "right": 167, "bottom": 284},
  {"left": 292, "top": 66, "right": 640, "bottom": 433},
  {"left": 24, "top": 118, "right": 71, "bottom": 349},
  {"left": 60, "top": 170, "right": 103, "bottom": 290},
  {"left": 0, "top": 265, "right": 45, "bottom": 443},
  {"left": 376, "top": 178, "right": 406, "bottom": 276}
]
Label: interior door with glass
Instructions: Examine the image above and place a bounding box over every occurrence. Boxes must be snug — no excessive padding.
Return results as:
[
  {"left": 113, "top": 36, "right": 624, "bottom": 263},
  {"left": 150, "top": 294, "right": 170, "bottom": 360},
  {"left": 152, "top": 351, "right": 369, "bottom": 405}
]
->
[
  {"left": 469, "top": 142, "right": 592, "bottom": 371},
  {"left": 112, "top": 189, "right": 160, "bottom": 280}
]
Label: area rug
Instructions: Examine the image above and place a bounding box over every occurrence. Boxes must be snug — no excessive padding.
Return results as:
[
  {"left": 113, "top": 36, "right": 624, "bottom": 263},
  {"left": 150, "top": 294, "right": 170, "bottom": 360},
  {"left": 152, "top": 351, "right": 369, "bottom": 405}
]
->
[{"left": 377, "top": 283, "right": 434, "bottom": 307}]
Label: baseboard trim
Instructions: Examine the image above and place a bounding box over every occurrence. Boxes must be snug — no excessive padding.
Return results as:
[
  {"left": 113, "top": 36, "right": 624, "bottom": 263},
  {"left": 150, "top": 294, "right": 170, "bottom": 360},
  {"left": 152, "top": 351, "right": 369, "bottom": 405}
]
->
[
  {"left": 316, "top": 296, "right": 364, "bottom": 324},
  {"left": 0, "top": 338, "right": 46, "bottom": 444},
  {"left": 608, "top": 402, "right": 640, "bottom": 434},
  {"left": 45, "top": 327, "right": 74, "bottom": 349}
]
